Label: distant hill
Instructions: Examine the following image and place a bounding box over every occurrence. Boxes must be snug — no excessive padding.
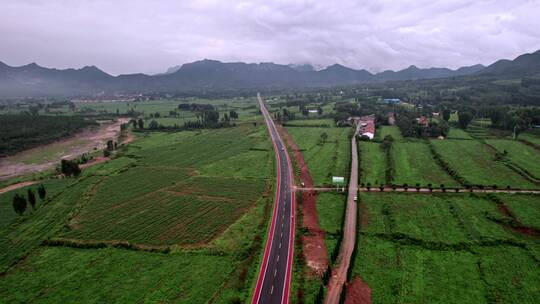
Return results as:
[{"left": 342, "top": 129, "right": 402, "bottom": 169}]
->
[
  {"left": 478, "top": 50, "right": 540, "bottom": 77},
  {"left": 1, "top": 50, "right": 538, "bottom": 97}
]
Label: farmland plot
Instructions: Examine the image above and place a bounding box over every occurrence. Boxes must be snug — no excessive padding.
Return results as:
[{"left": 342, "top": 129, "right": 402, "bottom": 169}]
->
[
  {"left": 286, "top": 123, "right": 351, "bottom": 185},
  {"left": 354, "top": 193, "right": 540, "bottom": 304},
  {"left": 376, "top": 126, "right": 403, "bottom": 141},
  {"left": 495, "top": 194, "right": 540, "bottom": 231},
  {"left": 447, "top": 128, "right": 474, "bottom": 139},
  {"left": 60, "top": 126, "right": 272, "bottom": 246},
  {"left": 0, "top": 247, "right": 233, "bottom": 303},
  {"left": 353, "top": 237, "right": 486, "bottom": 304},
  {"left": 358, "top": 141, "right": 386, "bottom": 185},
  {"left": 316, "top": 192, "right": 346, "bottom": 255},
  {"left": 485, "top": 139, "right": 540, "bottom": 179},
  {"left": 0, "top": 178, "right": 68, "bottom": 228},
  {"left": 391, "top": 141, "right": 458, "bottom": 187},
  {"left": 519, "top": 132, "right": 540, "bottom": 146},
  {"left": 431, "top": 139, "right": 536, "bottom": 188},
  {"left": 0, "top": 176, "right": 100, "bottom": 272}
]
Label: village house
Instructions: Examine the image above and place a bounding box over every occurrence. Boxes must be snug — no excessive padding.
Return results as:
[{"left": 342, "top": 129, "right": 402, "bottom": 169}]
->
[
  {"left": 359, "top": 115, "right": 376, "bottom": 139},
  {"left": 388, "top": 112, "right": 396, "bottom": 125},
  {"left": 416, "top": 116, "right": 429, "bottom": 127}
]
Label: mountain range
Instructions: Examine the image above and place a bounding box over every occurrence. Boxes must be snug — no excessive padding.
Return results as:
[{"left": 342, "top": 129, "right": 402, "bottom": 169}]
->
[{"left": 0, "top": 50, "right": 538, "bottom": 97}]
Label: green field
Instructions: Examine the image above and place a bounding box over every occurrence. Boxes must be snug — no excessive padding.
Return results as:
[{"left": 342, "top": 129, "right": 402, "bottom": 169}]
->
[
  {"left": 316, "top": 192, "right": 346, "bottom": 257},
  {"left": 59, "top": 126, "right": 271, "bottom": 246},
  {"left": 354, "top": 193, "right": 540, "bottom": 304},
  {"left": 284, "top": 118, "right": 334, "bottom": 127},
  {"left": 496, "top": 193, "right": 540, "bottom": 231},
  {"left": 376, "top": 126, "right": 403, "bottom": 141},
  {"left": 358, "top": 141, "right": 386, "bottom": 185},
  {"left": 518, "top": 132, "right": 540, "bottom": 146},
  {"left": 431, "top": 139, "right": 536, "bottom": 188},
  {"left": 485, "top": 139, "right": 540, "bottom": 179},
  {"left": 447, "top": 128, "right": 474, "bottom": 139},
  {"left": 286, "top": 121, "right": 351, "bottom": 185},
  {"left": 0, "top": 121, "right": 274, "bottom": 303},
  {"left": 0, "top": 176, "right": 100, "bottom": 272},
  {"left": 0, "top": 179, "right": 69, "bottom": 228},
  {"left": 391, "top": 141, "right": 458, "bottom": 187},
  {"left": 0, "top": 247, "right": 233, "bottom": 303}
]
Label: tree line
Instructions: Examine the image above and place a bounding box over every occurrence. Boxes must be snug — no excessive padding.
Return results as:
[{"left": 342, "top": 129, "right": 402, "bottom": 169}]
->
[{"left": 0, "top": 114, "right": 97, "bottom": 157}]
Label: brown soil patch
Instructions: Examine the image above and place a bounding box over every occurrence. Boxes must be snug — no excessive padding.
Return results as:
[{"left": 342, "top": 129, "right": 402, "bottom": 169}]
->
[
  {"left": 360, "top": 201, "right": 369, "bottom": 228},
  {"left": 276, "top": 124, "right": 329, "bottom": 276},
  {"left": 0, "top": 180, "right": 38, "bottom": 194},
  {"left": 344, "top": 276, "right": 372, "bottom": 304}
]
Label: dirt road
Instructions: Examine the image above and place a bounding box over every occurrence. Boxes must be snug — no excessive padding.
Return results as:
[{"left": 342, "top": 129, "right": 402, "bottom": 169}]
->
[
  {"left": 298, "top": 187, "right": 540, "bottom": 194},
  {"left": 325, "top": 121, "right": 361, "bottom": 304}
]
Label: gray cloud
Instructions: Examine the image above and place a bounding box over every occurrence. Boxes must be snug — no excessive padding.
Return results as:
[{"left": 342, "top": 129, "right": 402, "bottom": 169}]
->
[{"left": 1, "top": 0, "right": 539, "bottom": 75}]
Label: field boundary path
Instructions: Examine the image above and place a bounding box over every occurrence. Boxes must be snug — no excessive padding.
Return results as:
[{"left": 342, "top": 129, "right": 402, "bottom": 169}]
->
[
  {"left": 325, "top": 121, "right": 361, "bottom": 304},
  {"left": 297, "top": 187, "right": 540, "bottom": 194},
  {"left": 252, "top": 94, "right": 296, "bottom": 304},
  {"left": 0, "top": 181, "right": 39, "bottom": 194}
]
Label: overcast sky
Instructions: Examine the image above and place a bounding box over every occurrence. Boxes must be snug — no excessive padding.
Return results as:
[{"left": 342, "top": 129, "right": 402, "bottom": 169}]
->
[{"left": 1, "top": 0, "right": 539, "bottom": 75}]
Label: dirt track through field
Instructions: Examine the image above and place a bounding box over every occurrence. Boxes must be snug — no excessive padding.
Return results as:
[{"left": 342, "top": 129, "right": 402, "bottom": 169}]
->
[
  {"left": 277, "top": 124, "right": 329, "bottom": 276},
  {"left": 0, "top": 118, "right": 130, "bottom": 181},
  {"left": 325, "top": 121, "right": 361, "bottom": 304},
  {"left": 0, "top": 181, "right": 39, "bottom": 194},
  {"left": 297, "top": 187, "right": 540, "bottom": 194}
]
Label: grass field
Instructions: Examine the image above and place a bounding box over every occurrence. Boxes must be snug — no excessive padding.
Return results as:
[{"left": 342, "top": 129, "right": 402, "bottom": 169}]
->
[
  {"left": 391, "top": 141, "right": 458, "bottom": 187},
  {"left": 496, "top": 193, "right": 540, "bottom": 231},
  {"left": 354, "top": 193, "right": 540, "bottom": 304},
  {"left": 286, "top": 121, "right": 351, "bottom": 185},
  {"left": 447, "top": 128, "right": 474, "bottom": 139},
  {"left": 316, "top": 192, "right": 346, "bottom": 257},
  {"left": 376, "top": 126, "right": 403, "bottom": 141},
  {"left": 518, "top": 132, "right": 540, "bottom": 146},
  {"left": 358, "top": 141, "right": 386, "bottom": 185},
  {"left": 0, "top": 247, "right": 233, "bottom": 303},
  {"left": 0, "top": 176, "right": 100, "bottom": 272},
  {"left": 0, "top": 179, "right": 68, "bottom": 228},
  {"left": 485, "top": 139, "right": 540, "bottom": 179},
  {"left": 284, "top": 118, "right": 334, "bottom": 127},
  {"left": 431, "top": 139, "right": 536, "bottom": 188}
]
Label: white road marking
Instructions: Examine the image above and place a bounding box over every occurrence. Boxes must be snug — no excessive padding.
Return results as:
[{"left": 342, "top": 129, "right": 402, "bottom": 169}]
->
[
  {"left": 274, "top": 269, "right": 277, "bottom": 277},
  {"left": 279, "top": 242, "right": 282, "bottom": 249},
  {"left": 277, "top": 255, "right": 280, "bottom": 262},
  {"left": 270, "top": 285, "right": 274, "bottom": 295}
]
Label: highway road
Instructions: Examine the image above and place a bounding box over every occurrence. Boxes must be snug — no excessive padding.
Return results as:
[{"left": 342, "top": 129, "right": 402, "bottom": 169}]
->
[
  {"left": 252, "top": 93, "right": 295, "bottom": 304},
  {"left": 324, "top": 120, "right": 361, "bottom": 304}
]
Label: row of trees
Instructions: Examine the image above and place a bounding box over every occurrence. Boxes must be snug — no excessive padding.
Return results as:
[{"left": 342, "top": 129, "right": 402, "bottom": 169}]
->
[{"left": 12, "top": 184, "right": 47, "bottom": 216}]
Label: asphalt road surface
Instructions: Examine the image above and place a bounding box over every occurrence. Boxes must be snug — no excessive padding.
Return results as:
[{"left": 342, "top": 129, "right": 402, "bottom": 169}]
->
[{"left": 252, "top": 94, "right": 295, "bottom": 304}]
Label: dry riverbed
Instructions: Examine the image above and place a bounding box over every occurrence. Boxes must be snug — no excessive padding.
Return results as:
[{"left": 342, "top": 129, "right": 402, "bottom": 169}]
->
[{"left": 0, "top": 118, "right": 130, "bottom": 181}]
